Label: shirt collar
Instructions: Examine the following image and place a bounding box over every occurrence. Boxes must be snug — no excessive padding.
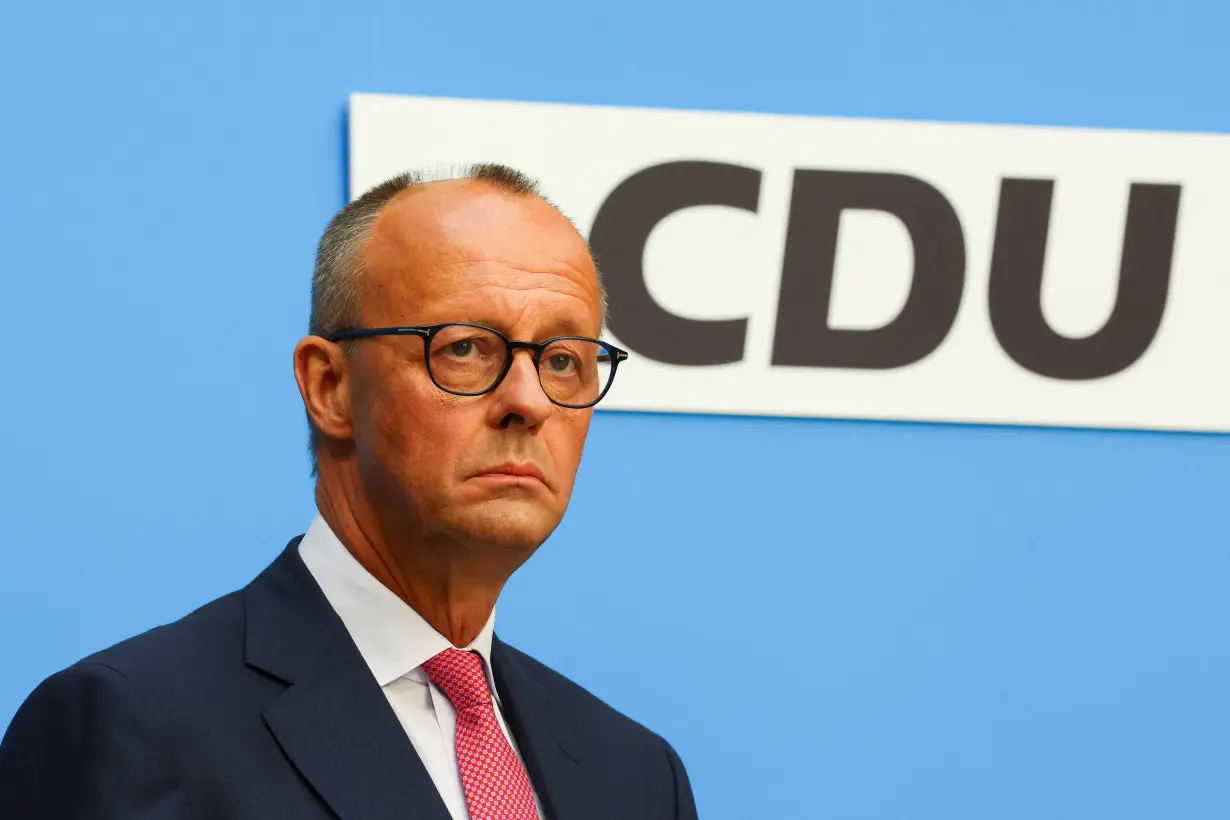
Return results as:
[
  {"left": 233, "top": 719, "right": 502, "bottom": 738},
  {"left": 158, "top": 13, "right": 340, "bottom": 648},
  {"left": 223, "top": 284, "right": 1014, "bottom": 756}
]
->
[{"left": 297, "top": 514, "right": 498, "bottom": 688}]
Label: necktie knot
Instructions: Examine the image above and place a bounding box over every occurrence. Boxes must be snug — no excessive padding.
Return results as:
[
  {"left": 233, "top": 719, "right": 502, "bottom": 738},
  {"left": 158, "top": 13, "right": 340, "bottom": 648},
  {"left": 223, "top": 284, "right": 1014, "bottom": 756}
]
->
[{"left": 421, "top": 648, "right": 491, "bottom": 712}]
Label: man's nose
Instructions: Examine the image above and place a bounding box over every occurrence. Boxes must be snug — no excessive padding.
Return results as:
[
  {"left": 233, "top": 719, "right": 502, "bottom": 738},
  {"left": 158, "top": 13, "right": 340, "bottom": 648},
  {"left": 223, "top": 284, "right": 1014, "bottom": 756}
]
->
[{"left": 488, "top": 349, "right": 554, "bottom": 428}]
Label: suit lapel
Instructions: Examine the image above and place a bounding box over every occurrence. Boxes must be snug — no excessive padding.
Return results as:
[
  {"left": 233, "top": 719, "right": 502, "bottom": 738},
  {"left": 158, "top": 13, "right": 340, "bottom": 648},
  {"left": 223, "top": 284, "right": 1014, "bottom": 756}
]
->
[
  {"left": 245, "top": 541, "right": 451, "bottom": 820},
  {"left": 263, "top": 630, "right": 450, "bottom": 820},
  {"left": 492, "top": 638, "right": 590, "bottom": 820}
]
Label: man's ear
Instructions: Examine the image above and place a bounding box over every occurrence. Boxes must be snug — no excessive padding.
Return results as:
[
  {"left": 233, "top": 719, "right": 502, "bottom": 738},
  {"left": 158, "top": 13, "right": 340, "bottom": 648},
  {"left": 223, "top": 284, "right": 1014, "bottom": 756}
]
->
[{"left": 294, "top": 336, "right": 353, "bottom": 444}]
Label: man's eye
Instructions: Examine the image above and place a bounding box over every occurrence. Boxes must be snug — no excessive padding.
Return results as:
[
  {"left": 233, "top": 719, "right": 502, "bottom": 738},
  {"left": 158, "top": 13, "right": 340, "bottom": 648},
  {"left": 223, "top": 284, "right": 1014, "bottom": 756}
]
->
[
  {"left": 448, "top": 340, "right": 475, "bottom": 357},
  {"left": 548, "top": 353, "right": 575, "bottom": 372}
]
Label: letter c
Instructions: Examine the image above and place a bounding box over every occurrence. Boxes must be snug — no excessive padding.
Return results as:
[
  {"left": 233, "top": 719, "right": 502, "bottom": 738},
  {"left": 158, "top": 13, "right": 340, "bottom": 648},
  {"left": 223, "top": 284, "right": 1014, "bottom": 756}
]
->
[{"left": 588, "top": 161, "right": 761, "bottom": 365}]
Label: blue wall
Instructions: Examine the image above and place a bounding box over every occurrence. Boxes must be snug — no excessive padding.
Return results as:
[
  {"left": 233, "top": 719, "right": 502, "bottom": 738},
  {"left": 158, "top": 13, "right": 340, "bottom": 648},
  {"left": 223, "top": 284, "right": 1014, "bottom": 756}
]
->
[{"left": 2, "top": 2, "right": 1228, "bottom": 817}]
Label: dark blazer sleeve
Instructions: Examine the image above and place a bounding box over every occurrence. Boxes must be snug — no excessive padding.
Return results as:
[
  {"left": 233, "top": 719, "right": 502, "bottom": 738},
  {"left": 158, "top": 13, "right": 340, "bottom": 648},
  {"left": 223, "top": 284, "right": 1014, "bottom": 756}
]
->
[
  {"left": 665, "top": 739, "right": 699, "bottom": 820},
  {"left": 0, "top": 662, "right": 194, "bottom": 819}
]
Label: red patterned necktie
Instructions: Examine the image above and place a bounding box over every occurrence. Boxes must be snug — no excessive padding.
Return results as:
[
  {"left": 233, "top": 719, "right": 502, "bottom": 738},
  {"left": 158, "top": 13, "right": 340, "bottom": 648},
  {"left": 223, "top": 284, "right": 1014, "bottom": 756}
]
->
[{"left": 421, "top": 648, "right": 541, "bottom": 820}]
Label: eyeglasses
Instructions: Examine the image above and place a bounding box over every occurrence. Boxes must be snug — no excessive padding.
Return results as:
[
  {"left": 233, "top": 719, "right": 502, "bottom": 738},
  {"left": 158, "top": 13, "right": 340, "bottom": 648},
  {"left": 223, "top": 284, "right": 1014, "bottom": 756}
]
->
[{"left": 328, "top": 323, "right": 629, "bottom": 409}]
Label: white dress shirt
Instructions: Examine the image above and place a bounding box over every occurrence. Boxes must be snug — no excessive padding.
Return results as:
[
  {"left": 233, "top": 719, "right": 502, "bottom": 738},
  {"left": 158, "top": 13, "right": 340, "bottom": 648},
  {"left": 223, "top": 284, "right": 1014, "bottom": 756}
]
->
[{"left": 298, "top": 515, "right": 545, "bottom": 820}]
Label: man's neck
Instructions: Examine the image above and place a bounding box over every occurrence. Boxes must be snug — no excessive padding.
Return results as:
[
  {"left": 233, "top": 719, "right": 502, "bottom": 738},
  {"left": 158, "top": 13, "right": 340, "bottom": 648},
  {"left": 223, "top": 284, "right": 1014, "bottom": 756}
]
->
[{"left": 314, "top": 475, "right": 504, "bottom": 648}]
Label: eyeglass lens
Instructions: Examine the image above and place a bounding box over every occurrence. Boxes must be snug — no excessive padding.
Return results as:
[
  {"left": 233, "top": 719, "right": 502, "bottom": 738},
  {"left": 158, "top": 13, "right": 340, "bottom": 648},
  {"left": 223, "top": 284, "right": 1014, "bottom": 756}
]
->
[{"left": 426, "top": 325, "right": 614, "bottom": 406}]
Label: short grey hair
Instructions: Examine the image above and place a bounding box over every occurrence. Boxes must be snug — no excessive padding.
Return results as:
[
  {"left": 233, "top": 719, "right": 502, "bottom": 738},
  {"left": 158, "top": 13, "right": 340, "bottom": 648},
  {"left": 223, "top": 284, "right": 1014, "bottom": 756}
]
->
[{"left": 306, "top": 163, "right": 606, "bottom": 473}]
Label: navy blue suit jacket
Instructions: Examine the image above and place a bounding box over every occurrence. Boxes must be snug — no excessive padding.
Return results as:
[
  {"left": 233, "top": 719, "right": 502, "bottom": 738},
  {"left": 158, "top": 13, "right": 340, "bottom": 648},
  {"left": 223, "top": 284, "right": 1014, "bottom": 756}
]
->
[{"left": 0, "top": 538, "right": 698, "bottom": 819}]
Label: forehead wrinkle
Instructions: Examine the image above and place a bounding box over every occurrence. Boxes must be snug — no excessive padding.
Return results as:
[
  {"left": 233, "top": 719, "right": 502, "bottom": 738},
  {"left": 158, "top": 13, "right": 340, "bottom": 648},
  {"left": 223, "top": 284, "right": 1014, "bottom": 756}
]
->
[
  {"left": 437, "top": 247, "right": 595, "bottom": 275},
  {"left": 425, "top": 280, "right": 599, "bottom": 336},
  {"left": 429, "top": 255, "right": 601, "bottom": 309},
  {"left": 438, "top": 258, "right": 597, "bottom": 289},
  {"left": 448, "top": 279, "right": 592, "bottom": 302},
  {"left": 437, "top": 281, "right": 596, "bottom": 319}
]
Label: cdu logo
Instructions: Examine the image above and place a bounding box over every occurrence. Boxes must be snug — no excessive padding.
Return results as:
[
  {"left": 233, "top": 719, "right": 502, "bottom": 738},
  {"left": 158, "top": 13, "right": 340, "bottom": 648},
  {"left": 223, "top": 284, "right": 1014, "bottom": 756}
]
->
[
  {"left": 591, "top": 161, "right": 1179, "bottom": 382},
  {"left": 350, "top": 93, "right": 1230, "bottom": 432}
]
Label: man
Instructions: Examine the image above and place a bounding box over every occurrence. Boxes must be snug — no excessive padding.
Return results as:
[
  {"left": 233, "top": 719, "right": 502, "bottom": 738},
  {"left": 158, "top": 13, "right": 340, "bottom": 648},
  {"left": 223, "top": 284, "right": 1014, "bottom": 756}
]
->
[{"left": 0, "top": 164, "right": 698, "bottom": 819}]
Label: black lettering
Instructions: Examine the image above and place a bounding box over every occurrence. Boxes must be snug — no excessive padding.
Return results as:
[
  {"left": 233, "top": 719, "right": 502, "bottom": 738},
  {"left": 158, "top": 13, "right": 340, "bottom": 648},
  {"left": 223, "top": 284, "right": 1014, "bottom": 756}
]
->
[
  {"left": 589, "top": 161, "right": 761, "bottom": 365},
  {"left": 772, "top": 170, "right": 966, "bottom": 369},
  {"left": 988, "top": 179, "right": 1179, "bottom": 380}
]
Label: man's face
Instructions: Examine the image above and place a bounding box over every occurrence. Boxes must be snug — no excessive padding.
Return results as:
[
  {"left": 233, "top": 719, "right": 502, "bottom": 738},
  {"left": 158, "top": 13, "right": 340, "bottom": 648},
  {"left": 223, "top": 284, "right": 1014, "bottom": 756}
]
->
[{"left": 344, "top": 181, "right": 603, "bottom": 553}]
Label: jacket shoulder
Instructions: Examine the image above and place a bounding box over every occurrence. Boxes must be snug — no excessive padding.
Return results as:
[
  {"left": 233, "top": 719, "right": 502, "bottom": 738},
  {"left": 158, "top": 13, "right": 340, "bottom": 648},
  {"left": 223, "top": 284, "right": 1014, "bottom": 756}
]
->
[
  {"left": 0, "top": 593, "right": 247, "bottom": 819},
  {"left": 78, "top": 589, "right": 246, "bottom": 683}
]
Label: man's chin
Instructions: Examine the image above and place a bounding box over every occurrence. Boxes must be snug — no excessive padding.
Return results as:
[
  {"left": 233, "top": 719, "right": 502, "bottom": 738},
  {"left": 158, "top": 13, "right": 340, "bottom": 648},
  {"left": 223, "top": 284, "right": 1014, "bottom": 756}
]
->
[{"left": 445, "top": 498, "right": 562, "bottom": 553}]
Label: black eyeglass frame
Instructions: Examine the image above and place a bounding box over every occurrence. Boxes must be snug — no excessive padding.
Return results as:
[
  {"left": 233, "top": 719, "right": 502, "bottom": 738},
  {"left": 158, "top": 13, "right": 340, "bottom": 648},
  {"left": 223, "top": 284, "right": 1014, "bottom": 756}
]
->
[{"left": 328, "top": 322, "right": 629, "bottom": 409}]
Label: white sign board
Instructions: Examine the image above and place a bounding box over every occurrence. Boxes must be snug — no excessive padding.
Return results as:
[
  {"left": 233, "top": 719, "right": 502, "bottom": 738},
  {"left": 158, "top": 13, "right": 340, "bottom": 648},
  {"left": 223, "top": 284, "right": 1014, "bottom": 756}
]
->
[{"left": 350, "top": 92, "right": 1230, "bottom": 432}]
